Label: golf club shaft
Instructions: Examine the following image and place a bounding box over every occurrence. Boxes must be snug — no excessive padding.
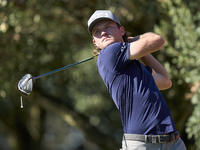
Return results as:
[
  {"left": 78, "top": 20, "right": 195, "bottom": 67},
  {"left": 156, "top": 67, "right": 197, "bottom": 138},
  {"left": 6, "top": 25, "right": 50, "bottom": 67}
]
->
[{"left": 32, "top": 55, "right": 98, "bottom": 80}]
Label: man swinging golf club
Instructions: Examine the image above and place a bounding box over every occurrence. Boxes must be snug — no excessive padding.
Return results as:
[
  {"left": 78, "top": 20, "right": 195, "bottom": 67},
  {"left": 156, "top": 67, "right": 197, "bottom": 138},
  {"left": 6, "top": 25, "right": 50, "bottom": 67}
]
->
[{"left": 88, "top": 10, "right": 186, "bottom": 150}]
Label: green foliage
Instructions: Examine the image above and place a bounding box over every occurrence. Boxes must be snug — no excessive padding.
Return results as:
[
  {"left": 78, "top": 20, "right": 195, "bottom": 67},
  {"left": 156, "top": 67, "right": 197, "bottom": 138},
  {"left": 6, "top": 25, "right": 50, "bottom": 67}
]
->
[
  {"left": 154, "top": 0, "right": 200, "bottom": 149},
  {"left": 186, "top": 98, "right": 200, "bottom": 149}
]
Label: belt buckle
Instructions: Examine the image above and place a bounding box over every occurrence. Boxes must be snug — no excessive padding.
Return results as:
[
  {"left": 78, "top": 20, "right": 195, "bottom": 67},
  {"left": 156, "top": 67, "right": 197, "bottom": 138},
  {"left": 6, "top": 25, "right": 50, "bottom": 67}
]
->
[
  {"left": 152, "top": 135, "right": 157, "bottom": 143},
  {"left": 158, "top": 135, "right": 167, "bottom": 143}
]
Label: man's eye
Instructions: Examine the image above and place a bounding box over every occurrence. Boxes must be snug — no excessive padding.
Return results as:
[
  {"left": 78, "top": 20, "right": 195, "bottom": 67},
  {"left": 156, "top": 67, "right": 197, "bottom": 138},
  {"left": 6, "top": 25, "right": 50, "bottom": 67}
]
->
[
  {"left": 93, "top": 30, "right": 100, "bottom": 36},
  {"left": 106, "top": 26, "right": 111, "bottom": 29}
]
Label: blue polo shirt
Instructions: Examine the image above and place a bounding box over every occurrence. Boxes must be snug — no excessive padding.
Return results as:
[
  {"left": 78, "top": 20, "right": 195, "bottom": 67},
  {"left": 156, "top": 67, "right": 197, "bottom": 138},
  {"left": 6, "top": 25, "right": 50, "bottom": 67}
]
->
[{"left": 97, "top": 42, "right": 176, "bottom": 135}]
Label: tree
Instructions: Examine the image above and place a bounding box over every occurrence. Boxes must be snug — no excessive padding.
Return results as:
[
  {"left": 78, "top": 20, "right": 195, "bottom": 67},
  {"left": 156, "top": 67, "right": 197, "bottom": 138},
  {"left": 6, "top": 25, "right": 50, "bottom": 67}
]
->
[{"left": 154, "top": 0, "right": 200, "bottom": 149}]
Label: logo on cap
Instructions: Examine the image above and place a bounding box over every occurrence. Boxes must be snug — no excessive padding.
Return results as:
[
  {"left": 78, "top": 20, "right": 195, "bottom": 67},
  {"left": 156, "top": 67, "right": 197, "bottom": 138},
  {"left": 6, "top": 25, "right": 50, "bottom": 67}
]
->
[{"left": 91, "top": 13, "right": 109, "bottom": 22}]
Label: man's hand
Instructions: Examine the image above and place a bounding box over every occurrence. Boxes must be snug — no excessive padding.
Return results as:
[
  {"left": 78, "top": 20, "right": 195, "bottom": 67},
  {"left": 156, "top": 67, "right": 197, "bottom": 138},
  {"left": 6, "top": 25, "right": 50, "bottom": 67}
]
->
[{"left": 127, "top": 36, "right": 140, "bottom": 43}]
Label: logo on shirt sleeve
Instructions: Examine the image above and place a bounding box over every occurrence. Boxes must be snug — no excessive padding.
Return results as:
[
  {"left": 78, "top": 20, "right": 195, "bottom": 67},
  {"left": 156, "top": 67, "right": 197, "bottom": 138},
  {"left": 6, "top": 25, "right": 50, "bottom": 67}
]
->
[{"left": 121, "top": 42, "right": 126, "bottom": 52}]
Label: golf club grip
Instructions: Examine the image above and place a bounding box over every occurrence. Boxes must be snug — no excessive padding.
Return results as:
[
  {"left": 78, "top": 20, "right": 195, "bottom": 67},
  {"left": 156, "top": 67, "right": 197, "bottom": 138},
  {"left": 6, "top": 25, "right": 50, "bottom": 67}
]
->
[{"left": 32, "top": 55, "right": 97, "bottom": 80}]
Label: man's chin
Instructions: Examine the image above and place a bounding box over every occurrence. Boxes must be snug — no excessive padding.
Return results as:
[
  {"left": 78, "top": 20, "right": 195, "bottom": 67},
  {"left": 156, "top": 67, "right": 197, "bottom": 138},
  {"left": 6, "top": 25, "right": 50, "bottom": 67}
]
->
[{"left": 103, "top": 40, "right": 115, "bottom": 48}]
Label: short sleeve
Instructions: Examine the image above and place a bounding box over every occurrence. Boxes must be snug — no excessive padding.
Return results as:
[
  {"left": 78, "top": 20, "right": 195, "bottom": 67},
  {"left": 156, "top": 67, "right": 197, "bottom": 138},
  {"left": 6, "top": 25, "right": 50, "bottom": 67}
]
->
[{"left": 98, "top": 42, "right": 131, "bottom": 73}]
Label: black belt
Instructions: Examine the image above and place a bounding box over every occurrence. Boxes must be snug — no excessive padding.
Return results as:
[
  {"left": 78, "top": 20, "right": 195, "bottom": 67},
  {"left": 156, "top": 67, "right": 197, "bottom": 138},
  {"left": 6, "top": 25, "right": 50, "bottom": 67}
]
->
[{"left": 123, "top": 131, "right": 179, "bottom": 143}]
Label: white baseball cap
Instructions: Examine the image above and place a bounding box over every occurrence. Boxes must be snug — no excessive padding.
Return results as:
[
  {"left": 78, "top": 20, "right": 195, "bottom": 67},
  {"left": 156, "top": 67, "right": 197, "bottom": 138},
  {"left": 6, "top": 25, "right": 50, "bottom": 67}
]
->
[{"left": 88, "top": 10, "right": 121, "bottom": 35}]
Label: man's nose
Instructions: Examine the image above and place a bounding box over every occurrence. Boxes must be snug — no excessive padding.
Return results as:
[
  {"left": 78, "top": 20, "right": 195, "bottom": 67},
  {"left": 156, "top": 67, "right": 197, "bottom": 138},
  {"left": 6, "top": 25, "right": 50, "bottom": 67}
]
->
[{"left": 101, "top": 30, "right": 107, "bottom": 36}]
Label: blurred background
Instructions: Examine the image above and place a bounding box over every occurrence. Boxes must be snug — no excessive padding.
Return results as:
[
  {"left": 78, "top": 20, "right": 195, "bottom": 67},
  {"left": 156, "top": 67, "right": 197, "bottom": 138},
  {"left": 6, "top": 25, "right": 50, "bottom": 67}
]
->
[{"left": 0, "top": 0, "right": 200, "bottom": 149}]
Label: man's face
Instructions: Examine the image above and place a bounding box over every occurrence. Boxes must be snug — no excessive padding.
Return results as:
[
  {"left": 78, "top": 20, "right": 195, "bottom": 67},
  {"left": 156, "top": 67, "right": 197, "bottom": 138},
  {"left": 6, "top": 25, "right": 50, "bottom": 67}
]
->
[{"left": 92, "top": 20, "right": 125, "bottom": 49}]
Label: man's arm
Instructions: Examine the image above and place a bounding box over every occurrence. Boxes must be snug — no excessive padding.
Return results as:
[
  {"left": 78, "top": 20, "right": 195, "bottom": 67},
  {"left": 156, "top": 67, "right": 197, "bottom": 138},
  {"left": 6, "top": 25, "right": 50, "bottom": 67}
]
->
[
  {"left": 140, "top": 54, "right": 172, "bottom": 90},
  {"left": 128, "top": 32, "right": 171, "bottom": 90},
  {"left": 128, "top": 32, "right": 165, "bottom": 60}
]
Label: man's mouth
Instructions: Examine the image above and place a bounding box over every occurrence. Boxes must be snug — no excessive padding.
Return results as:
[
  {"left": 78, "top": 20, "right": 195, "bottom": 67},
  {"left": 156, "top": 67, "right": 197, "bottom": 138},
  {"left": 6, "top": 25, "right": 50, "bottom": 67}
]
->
[{"left": 102, "top": 37, "right": 109, "bottom": 42}]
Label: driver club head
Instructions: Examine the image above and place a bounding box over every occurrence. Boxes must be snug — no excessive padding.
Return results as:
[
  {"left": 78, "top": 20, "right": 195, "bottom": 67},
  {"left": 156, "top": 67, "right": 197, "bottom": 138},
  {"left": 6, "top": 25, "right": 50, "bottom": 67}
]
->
[{"left": 18, "top": 74, "right": 33, "bottom": 96}]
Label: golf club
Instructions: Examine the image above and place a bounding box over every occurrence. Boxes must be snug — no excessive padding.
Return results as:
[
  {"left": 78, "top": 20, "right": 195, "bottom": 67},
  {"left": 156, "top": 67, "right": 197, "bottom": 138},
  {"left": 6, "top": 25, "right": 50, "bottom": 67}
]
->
[{"left": 18, "top": 55, "right": 98, "bottom": 96}]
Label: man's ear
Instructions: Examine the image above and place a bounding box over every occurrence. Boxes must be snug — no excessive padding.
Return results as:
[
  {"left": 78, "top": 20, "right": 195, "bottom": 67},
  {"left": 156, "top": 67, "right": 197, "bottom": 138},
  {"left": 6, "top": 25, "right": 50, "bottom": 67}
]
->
[
  {"left": 93, "top": 39, "right": 96, "bottom": 44},
  {"left": 120, "top": 26, "right": 125, "bottom": 36},
  {"left": 93, "top": 39, "right": 98, "bottom": 47}
]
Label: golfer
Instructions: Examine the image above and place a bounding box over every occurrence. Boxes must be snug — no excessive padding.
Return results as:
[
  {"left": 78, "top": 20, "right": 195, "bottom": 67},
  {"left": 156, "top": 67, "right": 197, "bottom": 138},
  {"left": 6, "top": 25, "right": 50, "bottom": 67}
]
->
[{"left": 88, "top": 10, "right": 186, "bottom": 150}]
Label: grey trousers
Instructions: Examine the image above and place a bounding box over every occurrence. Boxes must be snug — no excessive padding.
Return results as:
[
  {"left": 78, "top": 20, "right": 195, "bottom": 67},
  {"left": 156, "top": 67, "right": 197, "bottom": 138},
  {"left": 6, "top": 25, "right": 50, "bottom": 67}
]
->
[{"left": 120, "top": 138, "right": 187, "bottom": 150}]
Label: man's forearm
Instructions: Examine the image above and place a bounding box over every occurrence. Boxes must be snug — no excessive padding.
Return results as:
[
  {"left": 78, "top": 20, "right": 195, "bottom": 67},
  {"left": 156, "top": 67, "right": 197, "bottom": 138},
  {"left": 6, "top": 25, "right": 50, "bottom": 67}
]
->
[
  {"left": 140, "top": 54, "right": 172, "bottom": 90},
  {"left": 128, "top": 32, "right": 165, "bottom": 60},
  {"left": 140, "top": 54, "right": 168, "bottom": 77}
]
